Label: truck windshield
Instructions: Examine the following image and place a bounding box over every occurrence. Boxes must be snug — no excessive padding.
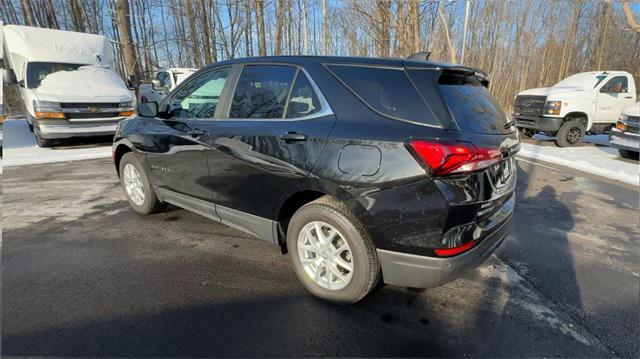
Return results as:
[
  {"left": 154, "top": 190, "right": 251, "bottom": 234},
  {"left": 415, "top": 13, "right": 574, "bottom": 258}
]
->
[{"left": 26, "top": 62, "right": 86, "bottom": 89}]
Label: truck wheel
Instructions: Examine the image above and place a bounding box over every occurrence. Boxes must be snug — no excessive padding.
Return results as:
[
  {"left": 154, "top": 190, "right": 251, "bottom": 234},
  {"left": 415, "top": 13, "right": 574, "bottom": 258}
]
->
[
  {"left": 556, "top": 119, "right": 585, "bottom": 147},
  {"left": 35, "top": 132, "right": 53, "bottom": 148},
  {"left": 618, "top": 149, "right": 639, "bottom": 160},
  {"left": 287, "top": 196, "right": 380, "bottom": 304},
  {"left": 119, "top": 152, "right": 165, "bottom": 214}
]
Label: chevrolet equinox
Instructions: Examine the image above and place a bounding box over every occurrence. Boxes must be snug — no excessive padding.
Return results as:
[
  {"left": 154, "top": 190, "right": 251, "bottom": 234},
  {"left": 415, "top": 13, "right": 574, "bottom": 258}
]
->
[{"left": 113, "top": 56, "right": 519, "bottom": 303}]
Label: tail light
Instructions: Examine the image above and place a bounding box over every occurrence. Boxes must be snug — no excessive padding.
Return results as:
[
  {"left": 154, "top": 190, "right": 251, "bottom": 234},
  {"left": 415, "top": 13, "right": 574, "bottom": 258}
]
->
[
  {"left": 434, "top": 240, "right": 477, "bottom": 257},
  {"left": 409, "top": 140, "right": 501, "bottom": 175}
]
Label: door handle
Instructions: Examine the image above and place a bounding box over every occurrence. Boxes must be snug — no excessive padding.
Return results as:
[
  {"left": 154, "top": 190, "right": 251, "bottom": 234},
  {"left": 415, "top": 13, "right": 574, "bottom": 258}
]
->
[
  {"left": 189, "top": 128, "right": 206, "bottom": 137},
  {"left": 625, "top": 96, "right": 633, "bottom": 99},
  {"left": 280, "top": 132, "right": 308, "bottom": 142}
]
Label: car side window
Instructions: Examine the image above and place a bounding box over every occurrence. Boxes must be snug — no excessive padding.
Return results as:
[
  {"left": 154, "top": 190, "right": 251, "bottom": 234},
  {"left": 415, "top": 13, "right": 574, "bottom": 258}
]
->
[
  {"left": 168, "top": 67, "right": 230, "bottom": 119},
  {"left": 601, "top": 76, "right": 628, "bottom": 94},
  {"left": 230, "top": 65, "right": 297, "bottom": 119},
  {"left": 285, "top": 73, "right": 322, "bottom": 118}
]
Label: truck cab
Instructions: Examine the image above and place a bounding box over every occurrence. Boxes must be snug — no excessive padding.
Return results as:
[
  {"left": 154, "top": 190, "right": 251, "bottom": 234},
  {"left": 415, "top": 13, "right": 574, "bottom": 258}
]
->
[
  {"left": 138, "top": 68, "right": 197, "bottom": 104},
  {"left": 513, "top": 71, "right": 637, "bottom": 147},
  {"left": 2, "top": 25, "right": 135, "bottom": 147}
]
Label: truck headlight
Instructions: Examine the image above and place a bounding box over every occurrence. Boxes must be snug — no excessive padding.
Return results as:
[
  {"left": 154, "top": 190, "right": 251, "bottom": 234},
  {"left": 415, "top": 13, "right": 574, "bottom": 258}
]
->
[
  {"left": 120, "top": 100, "right": 136, "bottom": 109},
  {"left": 544, "top": 100, "right": 562, "bottom": 115},
  {"left": 33, "top": 100, "right": 65, "bottom": 119},
  {"left": 33, "top": 100, "right": 61, "bottom": 111}
]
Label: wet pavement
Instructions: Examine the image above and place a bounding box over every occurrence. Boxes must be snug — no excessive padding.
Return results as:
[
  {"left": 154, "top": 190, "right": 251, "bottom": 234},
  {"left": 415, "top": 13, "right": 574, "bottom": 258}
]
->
[{"left": 1, "top": 157, "right": 638, "bottom": 357}]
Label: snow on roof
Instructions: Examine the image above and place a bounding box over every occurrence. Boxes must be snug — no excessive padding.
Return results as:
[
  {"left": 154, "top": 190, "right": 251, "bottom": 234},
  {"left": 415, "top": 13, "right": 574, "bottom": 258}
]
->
[
  {"left": 3, "top": 25, "right": 114, "bottom": 81},
  {"left": 37, "top": 65, "right": 131, "bottom": 100},
  {"left": 553, "top": 71, "right": 631, "bottom": 89}
]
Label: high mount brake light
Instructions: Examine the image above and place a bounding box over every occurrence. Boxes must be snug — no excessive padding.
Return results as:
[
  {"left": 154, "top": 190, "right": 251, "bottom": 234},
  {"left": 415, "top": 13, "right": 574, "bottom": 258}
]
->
[{"left": 409, "top": 140, "right": 501, "bottom": 175}]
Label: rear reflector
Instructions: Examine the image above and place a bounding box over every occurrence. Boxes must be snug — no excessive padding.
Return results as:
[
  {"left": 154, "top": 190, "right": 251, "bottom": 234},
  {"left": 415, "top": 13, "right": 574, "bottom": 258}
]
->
[
  {"left": 434, "top": 240, "right": 477, "bottom": 257},
  {"left": 409, "top": 140, "right": 501, "bottom": 175}
]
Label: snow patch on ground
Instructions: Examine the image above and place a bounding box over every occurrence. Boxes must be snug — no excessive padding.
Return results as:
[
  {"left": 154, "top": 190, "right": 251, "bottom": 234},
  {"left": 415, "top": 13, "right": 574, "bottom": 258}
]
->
[
  {"left": 518, "top": 135, "right": 639, "bottom": 186},
  {"left": 38, "top": 65, "right": 131, "bottom": 99},
  {"left": 2, "top": 118, "right": 112, "bottom": 167},
  {"left": 477, "top": 256, "right": 601, "bottom": 348}
]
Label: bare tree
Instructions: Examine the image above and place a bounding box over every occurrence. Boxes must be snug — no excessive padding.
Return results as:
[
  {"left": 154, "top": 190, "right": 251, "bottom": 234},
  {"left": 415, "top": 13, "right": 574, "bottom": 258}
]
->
[
  {"left": 115, "top": 0, "right": 140, "bottom": 86},
  {"left": 20, "top": 0, "right": 36, "bottom": 26}
]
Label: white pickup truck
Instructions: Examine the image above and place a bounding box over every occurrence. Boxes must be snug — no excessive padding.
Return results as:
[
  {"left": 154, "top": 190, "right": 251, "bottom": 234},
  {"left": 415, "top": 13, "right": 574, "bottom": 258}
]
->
[
  {"left": 513, "top": 71, "right": 637, "bottom": 146},
  {"left": 138, "top": 68, "right": 197, "bottom": 103},
  {"left": 2, "top": 25, "right": 135, "bottom": 147}
]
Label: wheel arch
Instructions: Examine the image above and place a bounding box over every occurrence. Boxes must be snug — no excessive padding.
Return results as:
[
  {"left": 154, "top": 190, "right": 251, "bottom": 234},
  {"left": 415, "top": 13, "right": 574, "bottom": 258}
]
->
[
  {"left": 274, "top": 179, "right": 369, "bottom": 253},
  {"left": 113, "top": 142, "right": 134, "bottom": 176},
  {"left": 563, "top": 111, "right": 590, "bottom": 128}
]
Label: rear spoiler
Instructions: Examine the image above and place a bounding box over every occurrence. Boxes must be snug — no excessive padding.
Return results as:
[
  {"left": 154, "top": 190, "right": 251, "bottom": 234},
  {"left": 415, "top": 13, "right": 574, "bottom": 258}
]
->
[{"left": 406, "top": 52, "right": 490, "bottom": 87}]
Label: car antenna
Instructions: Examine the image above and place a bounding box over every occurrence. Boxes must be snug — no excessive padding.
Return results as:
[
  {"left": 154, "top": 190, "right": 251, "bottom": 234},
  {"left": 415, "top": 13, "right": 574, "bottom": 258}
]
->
[{"left": 407, "top": 51, "right": 431, "bottom": 61}]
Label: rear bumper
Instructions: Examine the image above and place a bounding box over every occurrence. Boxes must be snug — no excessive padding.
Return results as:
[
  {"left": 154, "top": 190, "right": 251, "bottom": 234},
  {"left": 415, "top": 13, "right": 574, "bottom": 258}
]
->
[
  {"left": 35, "top": 118, "right": 124, "bottom": 139},
  {"left": 514, "top": 114, "right": 563, "bottom": 132},
  {"left": 609, "top": 128, "right": 639, "bottom": 152},
  {"left": 377, "top": 195, "right": 513, "bottom": 289}
]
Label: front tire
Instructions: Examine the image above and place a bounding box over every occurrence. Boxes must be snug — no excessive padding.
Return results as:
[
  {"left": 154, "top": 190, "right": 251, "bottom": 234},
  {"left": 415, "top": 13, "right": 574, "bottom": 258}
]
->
[
  {"left": 518, "top": 127, "right": 535, "bottom": 138},
  {"left": 119, "top": 152, "right": 165, "bottom": 214},
  {"left": 618, "top": 149, "right": 639, "bottom": 160},
  {"left": 287, "top": 196, "right": 380, "bottom": 304},
  {"left": 556, "top": 119, "right": 586, "bottom": 147},
  {"left": 35, "top": 132, "right": 53, "bottom": 147}
]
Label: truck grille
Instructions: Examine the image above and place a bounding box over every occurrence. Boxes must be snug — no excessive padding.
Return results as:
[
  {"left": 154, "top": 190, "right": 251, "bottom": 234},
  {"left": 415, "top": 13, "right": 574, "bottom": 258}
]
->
[
  {"left": 66, "top": 112, "right": 120, "bottom": 119},
  {"left": 61, "top": 102, "right": 120, "bottom": 108},
  {"left": 513, "top": 95, "right": 546, "bottom": 116}
]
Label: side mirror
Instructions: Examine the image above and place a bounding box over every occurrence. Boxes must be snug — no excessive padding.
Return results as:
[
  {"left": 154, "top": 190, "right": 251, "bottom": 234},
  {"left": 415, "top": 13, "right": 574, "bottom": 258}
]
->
[
  {"left": 3, "top": 68, "right": 17, "bottom": 85},
  {"left": 137, "top": 101, "right": 158, "bottom": 117},
  {"left": 151, "top": 79, "right": 166, "bottom": 91}
]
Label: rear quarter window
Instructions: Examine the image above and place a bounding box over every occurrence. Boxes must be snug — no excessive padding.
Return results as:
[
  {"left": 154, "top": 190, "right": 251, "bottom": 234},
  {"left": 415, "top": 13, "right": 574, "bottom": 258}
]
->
[
  {"left": 436, "top": 71, "right": 511, "bottom": 135},
  {"left": 326, "top": 64, "right": 441, "bottom": 127}
]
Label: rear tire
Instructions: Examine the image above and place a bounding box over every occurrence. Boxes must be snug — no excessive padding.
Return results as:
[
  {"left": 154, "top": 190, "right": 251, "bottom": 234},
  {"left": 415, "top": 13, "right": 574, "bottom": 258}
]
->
[
  {"left": 119, "top": 152, "right": 165, "bottom": 214},
  {"left": 287, "top": 196, "right": 380, "bottom": 304},
  {"left": 618, "top": 149, "right": 639, "bottom": 160},
  {"left": 556, "top": 119, "right": 586, "bottom": 147}
]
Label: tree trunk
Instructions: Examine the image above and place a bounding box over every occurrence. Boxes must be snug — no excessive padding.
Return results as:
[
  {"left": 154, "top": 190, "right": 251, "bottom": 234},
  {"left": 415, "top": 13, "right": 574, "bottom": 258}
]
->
[
  {"left": 115, "top": 0, "right": 140, "bottom": 87},
  {"left": 186, "top": 0, "right": 202, "bottom": 67},
  {"left": 322, "top": 0, "right": 329, "bottom": 55},
  {"left": 275, "top": 0, "right": 286, "bottom": 55},
  {"left": 20, "top": 0, "right": 36, "bottom": 26},
  {"left": 255, "top": 0, "right": 266, "bottom": 56}
]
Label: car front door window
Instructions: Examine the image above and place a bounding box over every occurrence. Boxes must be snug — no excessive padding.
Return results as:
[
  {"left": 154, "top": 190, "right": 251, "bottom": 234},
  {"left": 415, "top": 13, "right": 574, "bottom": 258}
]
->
[{"left": 168, "top": 67, "right": 230, "bottom": 119}]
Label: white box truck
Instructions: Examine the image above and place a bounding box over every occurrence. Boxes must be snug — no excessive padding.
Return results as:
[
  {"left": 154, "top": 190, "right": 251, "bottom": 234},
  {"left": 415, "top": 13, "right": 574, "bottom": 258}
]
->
[
  {"left": 138, "top": 67, "right": 197, "bottom": 103},
  {"left": 513, "top": 71, "right": 637, "bottom": 147},
  {"left": 2, "top": 25, "right": 135, "bottom": 147}
]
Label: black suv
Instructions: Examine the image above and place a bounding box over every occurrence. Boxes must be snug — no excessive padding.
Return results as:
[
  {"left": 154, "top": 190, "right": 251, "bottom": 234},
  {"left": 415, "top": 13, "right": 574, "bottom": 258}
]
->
[{"left": 113, "top": 56, "right": 519, "bottom": 303}]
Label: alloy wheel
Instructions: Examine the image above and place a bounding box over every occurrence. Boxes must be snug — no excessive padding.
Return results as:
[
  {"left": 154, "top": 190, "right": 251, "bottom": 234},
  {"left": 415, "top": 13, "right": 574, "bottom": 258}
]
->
[
  {"left": 123, "top": 163, "right": 146, "bottom": 206},
  {"left": 297, "top": 221, "right": 354, "bottom": 290}
]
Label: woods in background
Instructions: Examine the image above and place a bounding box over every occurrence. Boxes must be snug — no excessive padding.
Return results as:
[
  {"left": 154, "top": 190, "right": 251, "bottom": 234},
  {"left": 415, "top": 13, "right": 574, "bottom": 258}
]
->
[{"left": 1, "top": 0, "right": 639, "bottom": 111}]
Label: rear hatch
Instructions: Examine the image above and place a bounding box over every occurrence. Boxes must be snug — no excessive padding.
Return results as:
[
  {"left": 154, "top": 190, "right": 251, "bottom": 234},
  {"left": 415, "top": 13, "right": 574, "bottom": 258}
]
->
[{"left": 407, "top": 66, "right": 519, "bottom": 250}]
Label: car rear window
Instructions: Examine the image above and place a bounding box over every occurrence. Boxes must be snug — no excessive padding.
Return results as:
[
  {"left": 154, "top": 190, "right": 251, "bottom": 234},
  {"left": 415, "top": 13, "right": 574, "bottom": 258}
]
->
[
  {"left": 326, "top": 64, "right": 441, "bottom": 126},
  {"left": 436, "top": 70, "right": 511, "bottom": 135}
]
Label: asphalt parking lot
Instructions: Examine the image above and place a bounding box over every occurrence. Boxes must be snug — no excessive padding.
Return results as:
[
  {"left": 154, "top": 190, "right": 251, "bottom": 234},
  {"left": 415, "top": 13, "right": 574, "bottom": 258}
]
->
[{"left": 2, "top": 157, "right": 638, "bottom": 357}]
